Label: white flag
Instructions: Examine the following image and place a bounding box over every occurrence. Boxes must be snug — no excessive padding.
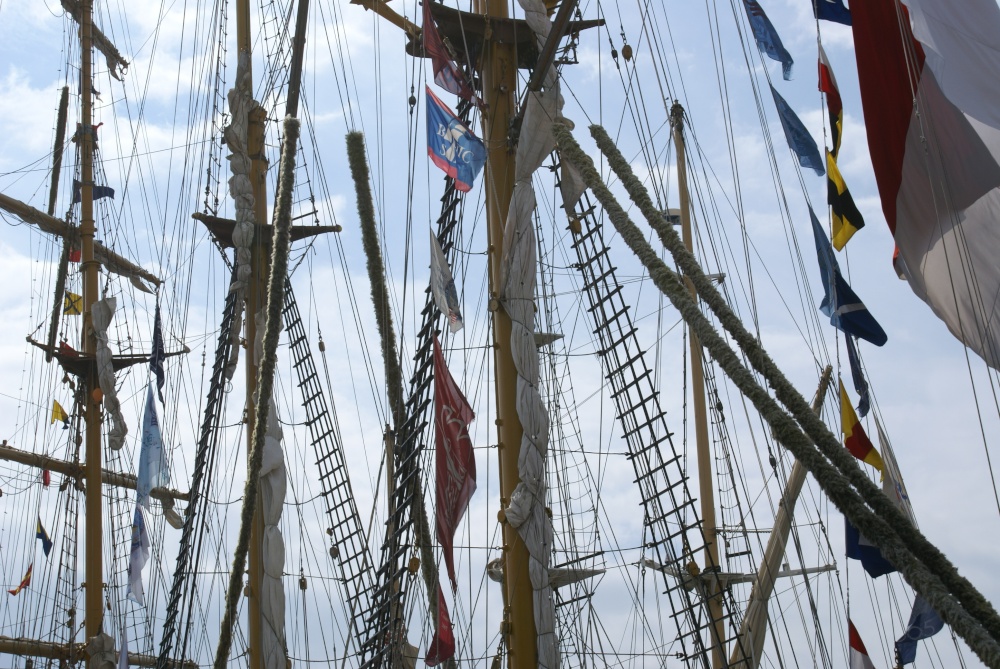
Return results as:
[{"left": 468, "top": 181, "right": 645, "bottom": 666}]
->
[
  {"left": 136, "top": 383, "right": 168, "bottom": 509},
  {"left": 126, "top": 506, "right": 150, "bottom": 605},
  {"left": 118, "top": 626, "right": 129, "bottom": 669},
  {"left": 429, "top": 231, "right": 464, "bottom": 332}
]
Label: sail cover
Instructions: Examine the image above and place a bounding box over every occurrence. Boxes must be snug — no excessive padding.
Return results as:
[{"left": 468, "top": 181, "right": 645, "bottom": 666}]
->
[{"left": 852, "top": 0, "right": 1000, "bottom": 368}]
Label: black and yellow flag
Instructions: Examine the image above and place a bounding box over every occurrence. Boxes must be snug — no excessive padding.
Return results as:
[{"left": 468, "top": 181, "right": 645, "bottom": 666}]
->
[
  {"left": 50, "top": 400, "right": 69, "bottom": 428},
  {"left": 63, "top": 291, "right": 82, "bottom": 315},
  {"left": 827, "top": 151, "right": 865, "bottom": 250}
]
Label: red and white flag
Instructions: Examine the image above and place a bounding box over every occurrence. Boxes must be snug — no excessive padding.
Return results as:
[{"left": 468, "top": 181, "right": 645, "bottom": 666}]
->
[
  {"left": 422, "top": 0, "right": 480, "bottom": 105},
  {"left": 424, "top": 585, "right": 455, "bottom": 666},
  {"left": 433, "top": 336, "right": 476, "bottom": 589},
  {"left": 849, "top": 619, "right": 877, "bottom": 669},
  {"left": 852, "top": 0, "right": 1000, "bottom": 369}
]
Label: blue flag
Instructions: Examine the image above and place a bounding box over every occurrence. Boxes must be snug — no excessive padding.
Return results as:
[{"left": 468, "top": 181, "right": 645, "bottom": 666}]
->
[
  {"left": 127, "top": 506, "right": 150, "bottom": 605},
  {"left": 813, "top": 0, "right": 851, "bottom": 26},
  {"left": 772, "top": 86, "right": 824, "bottom": 176},
  {"left": 72, "top": 179, "right": 115, "bottom": 204},
  {"left": 845, "top": 517, "right": 896, "bottom": 578},
  {"left": 896, "top": 595, "right": 944, "bottom": 664},
  {"left": 136, "top": 383, "right": 167, "bottom": 509},
  {"left": 808, "top": 206, "right": 888, "bottom": 346},
  {"left": 743, "top": 0, "right": 794, "bottom": 79},
  {"left": 36, "top": 517, "right": 53, "bottom": 557},
  {"left": 845, "top": 335, "right": 870, "bottom": 417},
  {"left": 426, "top": 86, "right": 486, "bottom": 192},
  {"left": 150, "top": 302, "right": 166, "bottom": 402}
]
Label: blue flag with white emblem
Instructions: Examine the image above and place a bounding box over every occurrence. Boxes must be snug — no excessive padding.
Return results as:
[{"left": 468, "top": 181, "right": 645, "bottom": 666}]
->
[
  {"left": 772, "top": 85, "right": 824, "bottom": 176},
  {"left": 896, "top": 595, "right": 944, "bottom": 664},
  {"left": 813, "top": 0, "right": 851, "bottom": 26},
  {"left": 809, "top": 205, "right": 887, "bottom": 346},
  {"left": 743, "top": 0, "right": 794, "bottom": 79},
  {"left": 426, "top": 86, "right": 486, "bottom": 192}
]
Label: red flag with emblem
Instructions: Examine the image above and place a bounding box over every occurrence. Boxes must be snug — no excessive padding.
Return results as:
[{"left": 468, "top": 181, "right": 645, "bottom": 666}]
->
[{"left": 433, "top": 335, "right": 476, "bottom": 589}]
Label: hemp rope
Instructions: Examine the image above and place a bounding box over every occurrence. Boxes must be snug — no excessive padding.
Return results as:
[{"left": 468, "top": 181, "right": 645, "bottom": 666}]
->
[
  {"left": 347, "top": 131, "right": 454, "bottom": 669},
  {"left": 213, "top": 116, "right": 299, "bottom": 669},
  {"left": 553, "top": 121, "right": 1000, "bottom": 669}
]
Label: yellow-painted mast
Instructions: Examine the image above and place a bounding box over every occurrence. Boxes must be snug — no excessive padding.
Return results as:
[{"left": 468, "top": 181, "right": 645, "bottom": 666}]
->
[
  {"left": 235, "top": 2, "right": 270, "bottom": 667},
  {"left": 79, "top": 0, "right": 104, "bottom": 642},
  {"left": 671, "top": 102, "right": 726, "bottom": 668},
  {"left": 476, "top": 0, "right": 537, "bottom": 666}
]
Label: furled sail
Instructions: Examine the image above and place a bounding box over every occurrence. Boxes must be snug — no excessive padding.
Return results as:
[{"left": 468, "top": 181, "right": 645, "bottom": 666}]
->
[{"left": 852, "top": 0, "right": 1000, "bottom": 369}]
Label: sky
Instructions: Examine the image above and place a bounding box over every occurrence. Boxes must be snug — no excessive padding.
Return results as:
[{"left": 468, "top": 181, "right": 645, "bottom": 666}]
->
[{"left": 0, "top": 0, "right": 998, "bottom": 668}]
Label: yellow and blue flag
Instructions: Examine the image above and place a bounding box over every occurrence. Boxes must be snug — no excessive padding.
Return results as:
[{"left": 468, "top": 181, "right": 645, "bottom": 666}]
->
[
  {"left": 36, "top": 517, "right": 52, "bottom": 557},
  {"left": 426, "top": 87, "right": 486, "bottom": 193}
]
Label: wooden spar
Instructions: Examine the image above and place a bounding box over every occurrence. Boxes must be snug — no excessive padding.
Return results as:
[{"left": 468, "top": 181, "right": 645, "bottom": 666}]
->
[
  {"left": 671, "top": 102, "right": 727, "bottom": 668},
  {"left": 0, "top": 442, "right": 190, "bottom": 503},
  {"left": 0, "top": 637, "right": 195, "bottom": 669},
  {"left": 0, "top": 192, "right": 162, "bottom": 286},
  {"left": 47, "top": 86, "right": 70, "bottom": 217},
  {"left": 472, "top": 0, "right": 538, "bottom": 665},
  {"left": 731, "top": 366, "right": 833, "bottom": 668},
  {"left": 233, "top": 0, "right": 269, "bottom": 662},
  {"left": 78, "top": 0, "right": 104, "bottom": 642},
  {"left": 349, "top": 0, "right": 420, "bottom": 38}
]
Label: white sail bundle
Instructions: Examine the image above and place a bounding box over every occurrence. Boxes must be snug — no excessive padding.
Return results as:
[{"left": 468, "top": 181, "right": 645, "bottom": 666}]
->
[
  {"left": 497, "top": 2, "right": 579, "bottom": 666},
  {"left": 92, "top": 297, "right": 127, "bottom": 450},
  {"left": 224, "top": 51, "right": 260, "bottom": 379},
  {"left": 253, "top": 309, "right": 288, "bottom": 669}
]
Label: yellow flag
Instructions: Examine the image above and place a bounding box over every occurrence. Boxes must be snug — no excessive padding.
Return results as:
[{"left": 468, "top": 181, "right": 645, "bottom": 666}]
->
[
  {"left": 50, "top": 400, "right": 69, "bottom": 426},
  {"left": 63, "top": 292, "right": 82, "bottom": 315}
]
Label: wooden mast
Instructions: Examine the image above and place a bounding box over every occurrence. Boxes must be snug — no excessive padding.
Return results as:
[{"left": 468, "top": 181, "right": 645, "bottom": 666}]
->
[
  {"left": 476, "top": 1, "right": 537, "bottom": 667},
  {"left": 234, "top": 1, "right": 270, "bottom": 666},
  {"left": 671, "top": 102, "right": 726, "bottom": 668},
  {"left": 79, "top": 0, "right": 105, "bottom": 642}
]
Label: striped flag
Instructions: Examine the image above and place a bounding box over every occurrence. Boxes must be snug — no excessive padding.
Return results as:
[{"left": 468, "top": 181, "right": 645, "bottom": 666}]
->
[
  {"left": 848, "top": 619, "right": 877, "bottom": 669},
  {"left": 818, "top": 46, "right": 843, "bottom": 158},
  {"left": 852, "top": 0, "right": 1000, "bottom": 369},
  {"left": 8, "top": 563, "right": 32, "bottom": 596}
]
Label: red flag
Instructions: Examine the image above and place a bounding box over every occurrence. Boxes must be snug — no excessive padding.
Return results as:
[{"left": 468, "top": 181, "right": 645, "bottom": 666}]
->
[
  {"left": 41, "top": 470, "right": 51, "bottom": 487},
  {"left": 848, "top": 619, "right": 877, "bottom": 669},
  {"left": 433, "top": 336, "right": 476, "bottom": 589},
  {"left": 424, "top": 586, "right": 456, "bottom": 666},
  {"left": 422, "top": 0, "right": 480, "bottom": 105},
  {"left": 8, "top": 563, "right": 32, "bottom": 596},
  {"left": 68, "top": 248, "right": 82, "bottom": 263}
]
